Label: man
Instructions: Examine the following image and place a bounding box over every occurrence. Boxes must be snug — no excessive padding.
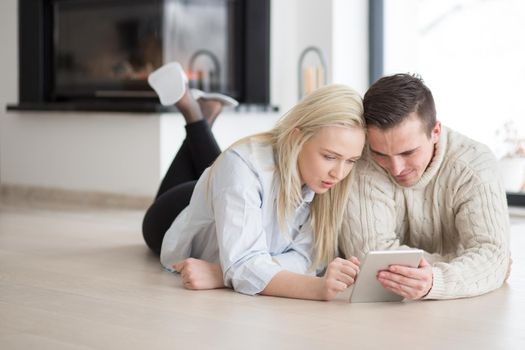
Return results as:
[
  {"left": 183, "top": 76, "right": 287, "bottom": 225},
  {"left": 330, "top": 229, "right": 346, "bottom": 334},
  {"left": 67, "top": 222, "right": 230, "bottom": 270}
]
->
[{"left": 340, "top": 73, "right": 510, "bottom": 300}]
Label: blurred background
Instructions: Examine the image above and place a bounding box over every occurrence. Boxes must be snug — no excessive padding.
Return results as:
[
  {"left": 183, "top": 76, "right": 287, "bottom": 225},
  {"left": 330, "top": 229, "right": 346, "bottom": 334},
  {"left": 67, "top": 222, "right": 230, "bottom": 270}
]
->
[{"left": 1, "top": 0, "right": 524, "bottom": 205}]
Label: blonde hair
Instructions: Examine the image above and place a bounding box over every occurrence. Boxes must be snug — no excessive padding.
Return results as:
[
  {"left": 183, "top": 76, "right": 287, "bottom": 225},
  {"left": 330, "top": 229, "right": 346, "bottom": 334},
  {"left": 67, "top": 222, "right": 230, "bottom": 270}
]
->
[
  {"left": 270, "top": 84, "right": 364, "bottom": 268},
  {"left": 210, "top": 84, "right": 365, "bottom": 269}
]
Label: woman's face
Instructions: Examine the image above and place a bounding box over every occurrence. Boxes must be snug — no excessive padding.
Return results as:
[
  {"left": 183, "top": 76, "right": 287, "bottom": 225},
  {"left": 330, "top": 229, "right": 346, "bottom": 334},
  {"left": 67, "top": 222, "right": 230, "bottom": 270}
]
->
[{"left": 297, "top": 126, "right": 365, "bottom": 193}]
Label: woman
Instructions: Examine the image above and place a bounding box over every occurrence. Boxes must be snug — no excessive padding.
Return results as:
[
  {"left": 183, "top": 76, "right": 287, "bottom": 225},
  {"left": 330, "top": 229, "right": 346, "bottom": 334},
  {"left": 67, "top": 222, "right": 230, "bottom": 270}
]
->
[{"left": 143, "top": 63, "right": 366, "bottom": 301}]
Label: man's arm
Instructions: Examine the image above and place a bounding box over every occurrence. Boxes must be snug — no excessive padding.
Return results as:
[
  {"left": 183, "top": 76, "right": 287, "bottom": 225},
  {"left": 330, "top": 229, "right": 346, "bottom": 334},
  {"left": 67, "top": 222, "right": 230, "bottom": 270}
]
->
[
  {"left": 376, "top": 178, "right": 510, "bottom": 300},
  {"left": 423, "top": 180, "right": 510, "bottom": 299},
  {"left": 343, "top": 148, "right": 510, "bottom": 300}
]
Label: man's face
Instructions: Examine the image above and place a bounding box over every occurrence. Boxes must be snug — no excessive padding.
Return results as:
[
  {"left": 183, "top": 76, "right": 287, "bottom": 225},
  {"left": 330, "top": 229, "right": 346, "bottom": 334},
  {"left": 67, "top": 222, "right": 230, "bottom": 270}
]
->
[{"left": 368, "top": 113, "right": 441, "bottom": 187}]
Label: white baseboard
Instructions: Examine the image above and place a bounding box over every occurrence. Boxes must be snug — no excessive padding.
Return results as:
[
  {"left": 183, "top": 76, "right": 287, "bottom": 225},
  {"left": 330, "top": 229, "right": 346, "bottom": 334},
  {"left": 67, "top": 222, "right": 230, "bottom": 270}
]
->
[
  {"left": 0, "top": 184, "right": 153, "bottom": 210},
  {"left": 509, "top": 206, "right": 525, "bottom": 220}
]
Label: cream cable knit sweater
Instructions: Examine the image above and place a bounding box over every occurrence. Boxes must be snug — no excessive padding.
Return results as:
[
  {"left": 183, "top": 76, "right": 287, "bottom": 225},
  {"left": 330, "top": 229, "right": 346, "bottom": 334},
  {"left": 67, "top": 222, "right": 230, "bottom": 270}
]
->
[{"left": 341, "top": 126, "right": 511, "bottom": 299}]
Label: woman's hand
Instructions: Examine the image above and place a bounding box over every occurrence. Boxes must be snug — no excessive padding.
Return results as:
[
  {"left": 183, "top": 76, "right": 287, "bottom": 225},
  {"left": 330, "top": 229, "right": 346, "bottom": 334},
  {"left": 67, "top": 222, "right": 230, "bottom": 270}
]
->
[
  {"left": 173, "top": 258, "right": 225, "bottom": 290},
  {"left": 319, "top": 257, "right": 360, "bottom": 300}
]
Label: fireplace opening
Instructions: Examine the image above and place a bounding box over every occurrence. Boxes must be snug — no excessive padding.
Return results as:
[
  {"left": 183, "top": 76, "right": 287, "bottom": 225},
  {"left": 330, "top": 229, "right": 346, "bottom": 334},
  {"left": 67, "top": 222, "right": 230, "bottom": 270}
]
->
[
  {"left": 53, "top": 0, "right": 164, "bottom": 100},
  {"left": 13, "top": 0, "right": 270, "bottom": 112}
]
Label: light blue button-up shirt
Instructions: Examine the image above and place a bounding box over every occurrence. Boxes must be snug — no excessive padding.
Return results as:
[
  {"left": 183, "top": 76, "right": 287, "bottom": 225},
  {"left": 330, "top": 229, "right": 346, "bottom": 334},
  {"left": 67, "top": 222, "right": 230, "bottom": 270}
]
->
[{"left": 160, "top": 138, "right": 316, "bottom": 295}]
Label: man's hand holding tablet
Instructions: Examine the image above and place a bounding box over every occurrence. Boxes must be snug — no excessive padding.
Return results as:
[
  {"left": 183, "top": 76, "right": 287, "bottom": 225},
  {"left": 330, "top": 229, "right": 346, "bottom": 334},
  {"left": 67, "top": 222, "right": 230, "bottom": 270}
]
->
[
  {"left": 377, "top": 255, "right": 433, "bottom": 300},
  {"left": 349, "top": 250, "right": 427, "bottom": 303}
]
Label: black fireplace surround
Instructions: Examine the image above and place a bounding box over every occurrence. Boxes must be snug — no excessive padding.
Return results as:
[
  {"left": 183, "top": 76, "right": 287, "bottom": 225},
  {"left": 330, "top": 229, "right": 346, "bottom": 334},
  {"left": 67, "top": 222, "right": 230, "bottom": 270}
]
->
[{"left": 10, "top": 0, "right": 271, "bottom": 112}]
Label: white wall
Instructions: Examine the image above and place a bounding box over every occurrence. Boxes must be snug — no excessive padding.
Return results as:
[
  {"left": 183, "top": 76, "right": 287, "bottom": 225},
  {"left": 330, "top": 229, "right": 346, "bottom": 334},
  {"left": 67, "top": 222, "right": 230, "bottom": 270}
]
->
[
  {"left": 0, "top": 0, "right": 18, "bottom": 185},
  {"left": 383, "top": 0, "right": 525, "bottom": 158},
  {"left": 272, "top": 0, "right": 369, "bottom": 111},
  {"left": 158, "top": 111, "right": 281, "bottom": 186},
  {"left": 270, "top": 0, "right": 299, "bottom": 112},
  {"left": 0, "top": 0, "right": 368, "bottom": 197},
  {"left": 1, "top": 112, "right": 162, "bottom": 196},
  {"left": 332, "top": 0, "right": 369, "bottom": 96}
]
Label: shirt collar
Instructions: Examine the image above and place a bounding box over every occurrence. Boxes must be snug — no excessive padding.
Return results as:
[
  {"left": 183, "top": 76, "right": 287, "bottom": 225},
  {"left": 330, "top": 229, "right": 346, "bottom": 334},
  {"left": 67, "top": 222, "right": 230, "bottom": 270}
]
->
[{"left": 301, "top": 186, "right": 315, "bottom": 203}]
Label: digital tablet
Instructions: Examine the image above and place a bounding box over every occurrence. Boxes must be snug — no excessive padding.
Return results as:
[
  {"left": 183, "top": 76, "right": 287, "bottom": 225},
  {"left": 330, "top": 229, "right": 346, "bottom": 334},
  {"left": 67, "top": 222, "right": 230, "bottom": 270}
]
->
[{"left": 349, "top": 249, "right": 423, "bottom": 303}]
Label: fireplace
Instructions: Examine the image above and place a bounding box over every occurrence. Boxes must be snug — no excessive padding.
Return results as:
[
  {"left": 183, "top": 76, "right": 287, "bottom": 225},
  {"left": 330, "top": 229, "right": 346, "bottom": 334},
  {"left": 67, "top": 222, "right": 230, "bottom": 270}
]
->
[{"left": 13, "top": 0, "right": 270, "bottom": 112}]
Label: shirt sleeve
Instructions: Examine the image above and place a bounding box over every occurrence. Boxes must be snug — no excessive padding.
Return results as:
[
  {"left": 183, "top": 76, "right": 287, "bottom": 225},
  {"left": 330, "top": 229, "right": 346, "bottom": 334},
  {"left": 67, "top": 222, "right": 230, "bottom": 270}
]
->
[
  {"left": 271, "top": 221, "right": 314, "bottom": 275},
  {"left": 211, "top": 151, "right": 284, "bottom": 295}
]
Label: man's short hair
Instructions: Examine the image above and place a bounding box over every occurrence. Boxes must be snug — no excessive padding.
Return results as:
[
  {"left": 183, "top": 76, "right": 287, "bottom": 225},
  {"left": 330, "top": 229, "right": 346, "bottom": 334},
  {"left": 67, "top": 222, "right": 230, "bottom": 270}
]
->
[{"left": 363, "top": 73, "right": 436, "bottom": 137}]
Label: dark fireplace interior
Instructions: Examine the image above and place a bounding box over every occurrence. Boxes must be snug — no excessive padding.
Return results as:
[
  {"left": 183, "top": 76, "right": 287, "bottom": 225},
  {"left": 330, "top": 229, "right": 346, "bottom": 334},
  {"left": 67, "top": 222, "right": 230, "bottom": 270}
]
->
[{"left": 11, "top": 0, "right": 270, "bottom": 112}]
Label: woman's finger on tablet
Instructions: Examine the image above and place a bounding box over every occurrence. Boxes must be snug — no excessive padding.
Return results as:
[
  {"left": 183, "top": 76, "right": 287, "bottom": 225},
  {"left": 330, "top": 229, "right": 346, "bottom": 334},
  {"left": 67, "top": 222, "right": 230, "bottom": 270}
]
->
[
  {"left": 329, "top": 279, "right": 348, "bottom": 293},
  {"left": 336, "top": 271, "right": 355, "bottom": 286},
  {"left": 322, "top": 274, "right": 349, "bottom": 299},
  {"left": 328, "top": 257, "right": 359, "bottom": 275},
  {"left": 340, "top": 264, "right": 359, "bottom": 278},
  {"left": 325, "top": 259, "right": 356, "bottom": 288},
  {"left": 339, "top": 259, "right": 360, "bottom": 273},
  {"left": 347, "top": 256, "right": 361, "bottom": 266}
]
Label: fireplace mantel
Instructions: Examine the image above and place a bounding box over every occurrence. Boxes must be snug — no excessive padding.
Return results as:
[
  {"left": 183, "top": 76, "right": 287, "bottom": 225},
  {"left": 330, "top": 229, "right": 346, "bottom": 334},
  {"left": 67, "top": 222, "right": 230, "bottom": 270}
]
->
[{"left": 6, "top": 102, "right": 178, "bottom": 113}]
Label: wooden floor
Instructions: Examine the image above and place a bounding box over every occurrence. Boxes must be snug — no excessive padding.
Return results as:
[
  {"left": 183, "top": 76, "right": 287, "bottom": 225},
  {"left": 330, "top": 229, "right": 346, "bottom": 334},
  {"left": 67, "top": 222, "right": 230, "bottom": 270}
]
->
[{"left": 1, "top": 201, "right": 525, "bottom": 350}]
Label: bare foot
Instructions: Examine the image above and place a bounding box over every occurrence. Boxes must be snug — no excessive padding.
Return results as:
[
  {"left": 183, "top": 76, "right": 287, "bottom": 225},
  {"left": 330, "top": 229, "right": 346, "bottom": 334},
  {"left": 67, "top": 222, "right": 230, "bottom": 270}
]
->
[
  {"left": 175, "top": 89, "right": 204, "bottom": 124},
  {"left": 197, "top": 99, "right": 224, "bottom": 126},
  {"left": 173, "top": 258, "right": 224, "bottom": 290}
]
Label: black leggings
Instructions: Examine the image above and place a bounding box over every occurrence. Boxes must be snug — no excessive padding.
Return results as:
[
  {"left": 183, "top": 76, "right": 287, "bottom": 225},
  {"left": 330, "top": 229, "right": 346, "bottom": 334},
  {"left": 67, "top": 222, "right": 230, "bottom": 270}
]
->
[{"left": 142, "top": 120, "right": 221, "bottom": 255}]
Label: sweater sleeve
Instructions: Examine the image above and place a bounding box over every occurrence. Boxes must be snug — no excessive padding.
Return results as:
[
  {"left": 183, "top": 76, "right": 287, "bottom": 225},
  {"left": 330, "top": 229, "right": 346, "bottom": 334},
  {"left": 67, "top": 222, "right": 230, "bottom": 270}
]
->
[{"left": 425, "top": 175, "right": 511, "bottom": 300}]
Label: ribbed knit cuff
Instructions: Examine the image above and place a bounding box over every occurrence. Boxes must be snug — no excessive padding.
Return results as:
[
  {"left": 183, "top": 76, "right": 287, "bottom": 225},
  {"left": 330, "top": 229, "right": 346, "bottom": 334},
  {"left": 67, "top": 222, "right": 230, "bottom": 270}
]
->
[{"left": 423, "top": 267, "right": 446, "bottom": 300}]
